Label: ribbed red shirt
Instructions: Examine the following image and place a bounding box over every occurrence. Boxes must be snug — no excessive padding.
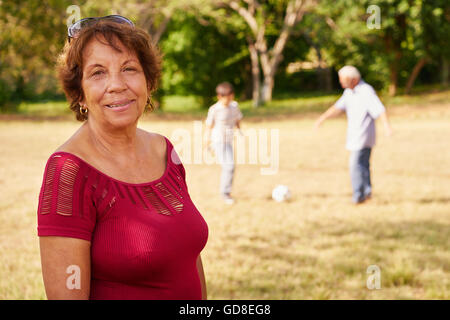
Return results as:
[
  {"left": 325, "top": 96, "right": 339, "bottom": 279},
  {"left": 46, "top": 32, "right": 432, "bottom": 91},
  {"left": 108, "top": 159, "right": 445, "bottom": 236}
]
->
[{"left": 37, "top": 136, "right": 208, "bottom": 300}]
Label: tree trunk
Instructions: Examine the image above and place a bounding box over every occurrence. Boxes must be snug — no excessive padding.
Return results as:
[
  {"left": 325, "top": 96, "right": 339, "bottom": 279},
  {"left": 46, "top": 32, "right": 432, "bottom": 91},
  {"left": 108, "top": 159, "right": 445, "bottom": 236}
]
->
[
  {"left": 262, "top": 74, "right": 274, "bottom": 103},
  {"left": 388, "top": 61, "right": 398, "bottom": 96},
  {"left": 383, "top": 28, "right": 403, "bottom": 97},
  {"left": 316, "top": 52, "right": 332, "bottom": 91},
  {"left": 248, "top": 41, "right": 262, "bottom": 107},
  {"left": 405, "top": 57, "right": 427, "bottom": 95},
  {"left": 228, "top": 0, "right": 311, "bottom": 105},
  {"left": 324, "top": 67, "right": 332, "bottom": 91},
  {"left": 150, "top": 14, "right": 171, "bottom": 44},
  {"left": 388, "top": 81, "right": 397, "bottom": 96},
  {"left": 442, "top": 57, "right": 449, "bottom": 87}
]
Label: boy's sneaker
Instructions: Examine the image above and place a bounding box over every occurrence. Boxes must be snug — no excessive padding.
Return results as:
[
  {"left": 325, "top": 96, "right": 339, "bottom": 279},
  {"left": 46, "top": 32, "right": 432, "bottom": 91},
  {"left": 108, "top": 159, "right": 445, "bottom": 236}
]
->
[{"left": 222, "top": 194, "right": 235, "bottom": 205}]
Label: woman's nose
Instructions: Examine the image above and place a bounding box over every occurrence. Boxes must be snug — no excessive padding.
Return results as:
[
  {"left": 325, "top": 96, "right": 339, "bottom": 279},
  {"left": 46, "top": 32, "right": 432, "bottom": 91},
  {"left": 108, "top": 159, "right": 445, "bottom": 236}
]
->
[{"left": 106, "top": 72, "right": 127, "bottom": 93}]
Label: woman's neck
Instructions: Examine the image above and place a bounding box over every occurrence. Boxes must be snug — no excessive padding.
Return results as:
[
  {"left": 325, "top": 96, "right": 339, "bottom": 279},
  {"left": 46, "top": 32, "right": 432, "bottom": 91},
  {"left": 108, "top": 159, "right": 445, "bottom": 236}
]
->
[{"left": 84, "top": 121, "right": 141, "bottom": 159}]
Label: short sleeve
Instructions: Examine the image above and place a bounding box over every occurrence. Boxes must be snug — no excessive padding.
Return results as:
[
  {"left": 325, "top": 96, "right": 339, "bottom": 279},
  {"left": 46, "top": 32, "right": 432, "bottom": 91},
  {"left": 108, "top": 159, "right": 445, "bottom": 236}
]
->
[
  {"left": 37, "top": 153, "right": 96, "bottom": 241},
  {"left": 205, "top": 105, "right": 216, "bottom": 126},
  {"left": 334, "top": 93, "right": 346, "bottom": 110},
  {"left": 166, "top": 137, "right": 188, "bottom": 189},
  {"left": 365, "top": 87, "right": 386, "bottom": 119},
  {"left": 233, "top": 102, "right": 243, "bottom": 122}
]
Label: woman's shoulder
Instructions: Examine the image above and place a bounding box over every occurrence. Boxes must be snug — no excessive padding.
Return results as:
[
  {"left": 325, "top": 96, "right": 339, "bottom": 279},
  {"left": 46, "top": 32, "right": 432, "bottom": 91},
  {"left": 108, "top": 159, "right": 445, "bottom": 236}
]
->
[
  {"left": 54, "top": 142, "right": 84, "bottom": 157},
  {"left": 47, "top": 140, "right": 92, "bottom": 173},
  {"left": 52, "top": 126, "right": 91, "bottom": 161},
  {"left": 138, "top": 129, "right": 170, "bottom": 158}
]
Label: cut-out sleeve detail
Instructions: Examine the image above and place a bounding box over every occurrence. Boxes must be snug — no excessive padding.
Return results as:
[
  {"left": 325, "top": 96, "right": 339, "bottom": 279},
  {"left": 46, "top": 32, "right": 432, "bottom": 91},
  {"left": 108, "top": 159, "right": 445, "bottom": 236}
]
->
[
  {"left": 128, "top": 137, "right": 187, "bottom": 216},
  {"left": 37, "top": 154, "right": 96, "bottom": 241},
  {"left": 166, "top": 138, "right": 188, "bottom": 191}
]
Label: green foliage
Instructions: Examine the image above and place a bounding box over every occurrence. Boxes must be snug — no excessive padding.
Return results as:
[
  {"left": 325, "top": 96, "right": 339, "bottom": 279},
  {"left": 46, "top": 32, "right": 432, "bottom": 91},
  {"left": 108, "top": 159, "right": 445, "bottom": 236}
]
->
[
  {"left": 0, "top": 0, "right": 70, "bottom": 109},
  {"left": 0, "top": 79, "right": 12, "bottom": 107},
  {"left": 314, "top": 0, "right": 449, "bottom": 91},
  {"left": 160, "top": 12, "right": 249, "bottom": 107},
  {"left": 0, "top": 0, "right": 448, "bottom": 111}
]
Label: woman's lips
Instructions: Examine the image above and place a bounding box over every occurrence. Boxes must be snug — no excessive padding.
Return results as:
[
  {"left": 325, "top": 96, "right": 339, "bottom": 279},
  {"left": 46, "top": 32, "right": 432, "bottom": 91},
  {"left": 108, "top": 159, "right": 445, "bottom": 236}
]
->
[{"left": 105, "top": 100, "right": 134, "bottom": 111}]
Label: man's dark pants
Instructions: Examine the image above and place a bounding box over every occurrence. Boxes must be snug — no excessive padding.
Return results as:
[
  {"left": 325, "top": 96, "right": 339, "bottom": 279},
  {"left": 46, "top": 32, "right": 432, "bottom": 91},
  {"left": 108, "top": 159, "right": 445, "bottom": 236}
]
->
[{"left": 349, "top": 147, "right": 372, "bottom": 203}]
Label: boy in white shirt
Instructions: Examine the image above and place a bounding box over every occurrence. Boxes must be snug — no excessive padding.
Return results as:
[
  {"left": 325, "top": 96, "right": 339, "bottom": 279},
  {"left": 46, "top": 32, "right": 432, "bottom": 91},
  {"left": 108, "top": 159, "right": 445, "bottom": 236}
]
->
[{"left": 205, "top": 82, "right": 243, "bottom": 204}]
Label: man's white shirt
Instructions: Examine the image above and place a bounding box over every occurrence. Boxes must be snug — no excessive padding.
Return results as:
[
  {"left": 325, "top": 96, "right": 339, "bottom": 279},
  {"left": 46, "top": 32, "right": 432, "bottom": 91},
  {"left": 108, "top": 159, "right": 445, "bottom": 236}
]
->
[{"left": 335, "top": 80, "right": 386, "bottom": 151}]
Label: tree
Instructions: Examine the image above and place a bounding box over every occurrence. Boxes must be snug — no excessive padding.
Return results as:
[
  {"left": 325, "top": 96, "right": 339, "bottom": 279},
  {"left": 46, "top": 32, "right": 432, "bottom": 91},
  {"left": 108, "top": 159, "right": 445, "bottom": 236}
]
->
[
  {"left": 0, "top": 0, "right": 70, "bottom": 108},
  {"left": 316, "top": 0, "right": 449, "bottom": 96},
  {"left": 160, "top": 11, "right": 250, "bottom": 107},
  {"left": 83, "top": 0, "right": 201, "bottom": 108},
  {"left": 210, "top": 0, "right": 316, "bottom": 106},
  {"left": 404, "top": 0, "right": 450, "bottom": 93},
  {"left": 83, "top": 0, "right": 194, "bottom": 44}
]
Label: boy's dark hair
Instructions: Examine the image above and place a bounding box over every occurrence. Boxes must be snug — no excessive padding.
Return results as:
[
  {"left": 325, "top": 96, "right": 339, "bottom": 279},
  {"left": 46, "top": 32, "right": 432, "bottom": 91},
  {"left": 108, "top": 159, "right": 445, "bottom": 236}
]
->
[{"left": 216, "top": 82, "right": 234, "bottom": 97}]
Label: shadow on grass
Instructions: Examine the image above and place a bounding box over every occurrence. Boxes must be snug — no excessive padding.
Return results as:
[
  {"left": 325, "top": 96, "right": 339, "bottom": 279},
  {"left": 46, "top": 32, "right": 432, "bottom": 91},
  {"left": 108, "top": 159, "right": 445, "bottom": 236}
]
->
[
  {"left": 214, "top": 218, "right": 449, "bottom": 298},
  {"left": 417, "top": 197, "right": 450, "bottom": 204}
]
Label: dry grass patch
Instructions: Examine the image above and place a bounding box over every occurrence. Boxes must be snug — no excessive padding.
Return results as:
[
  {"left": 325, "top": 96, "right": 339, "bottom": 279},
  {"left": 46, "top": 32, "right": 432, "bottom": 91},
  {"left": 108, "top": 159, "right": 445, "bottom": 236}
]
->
[{"left": 0, "top": 102, "right": 449, "bottom": 299}]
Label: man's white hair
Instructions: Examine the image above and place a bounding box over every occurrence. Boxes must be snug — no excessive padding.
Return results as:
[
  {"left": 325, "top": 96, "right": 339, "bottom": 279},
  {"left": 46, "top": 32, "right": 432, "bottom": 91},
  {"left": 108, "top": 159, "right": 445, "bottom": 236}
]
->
[{"left": 338, "top": 65, "right": 361, "bottom": 80}]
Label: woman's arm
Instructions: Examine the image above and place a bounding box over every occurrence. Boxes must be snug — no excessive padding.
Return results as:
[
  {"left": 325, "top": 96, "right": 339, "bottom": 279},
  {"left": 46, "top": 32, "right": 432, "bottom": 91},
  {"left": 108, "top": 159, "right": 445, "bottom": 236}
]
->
[
  {"left": 196, "top": 254, "right": 207, "bottom": 300},
  {"left": 39, "top": 236, "right": 91, "bottom": 299}
]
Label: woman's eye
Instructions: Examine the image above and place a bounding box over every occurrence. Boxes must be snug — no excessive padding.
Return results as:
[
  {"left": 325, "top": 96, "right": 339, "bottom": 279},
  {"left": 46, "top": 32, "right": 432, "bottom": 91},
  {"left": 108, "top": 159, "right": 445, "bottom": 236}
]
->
[
  {"left": 124, "top": 67, "right": 137, "bottom": 72},
  {"left": 91, "top": 70, "right": 105, "bottom": 77}
]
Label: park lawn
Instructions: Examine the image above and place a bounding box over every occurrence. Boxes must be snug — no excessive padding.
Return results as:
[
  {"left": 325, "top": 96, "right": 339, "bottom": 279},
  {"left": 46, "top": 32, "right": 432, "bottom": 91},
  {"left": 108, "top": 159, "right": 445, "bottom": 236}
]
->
[
  {"left": 5, "top": 86, "right": 449, "bottom": 120},
  {"left": 4, "top": 93, "right": 339, "bottom": 119},
  {"left": 0, "top": 94, "right": 449, "bottom": 299}
]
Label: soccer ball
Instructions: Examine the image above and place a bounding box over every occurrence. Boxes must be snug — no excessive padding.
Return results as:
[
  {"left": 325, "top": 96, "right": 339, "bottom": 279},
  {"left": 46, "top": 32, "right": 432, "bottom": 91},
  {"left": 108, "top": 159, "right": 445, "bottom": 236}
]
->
[{"left": 272, "top": 185, "right": 292, "bottom": 202}]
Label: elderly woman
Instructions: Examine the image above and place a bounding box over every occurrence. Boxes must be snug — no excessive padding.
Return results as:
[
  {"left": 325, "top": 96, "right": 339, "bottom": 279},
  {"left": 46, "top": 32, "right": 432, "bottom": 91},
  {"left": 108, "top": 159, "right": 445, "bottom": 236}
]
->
[{"left": 37, "top": 15, "right": 208, "bottom": 300}]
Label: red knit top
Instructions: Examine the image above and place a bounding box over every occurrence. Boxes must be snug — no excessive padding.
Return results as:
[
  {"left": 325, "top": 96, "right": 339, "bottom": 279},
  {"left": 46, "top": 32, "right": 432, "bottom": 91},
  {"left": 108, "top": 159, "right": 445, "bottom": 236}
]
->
[{"left": 37, "top": 136, "right": 208, "bottom": 300}]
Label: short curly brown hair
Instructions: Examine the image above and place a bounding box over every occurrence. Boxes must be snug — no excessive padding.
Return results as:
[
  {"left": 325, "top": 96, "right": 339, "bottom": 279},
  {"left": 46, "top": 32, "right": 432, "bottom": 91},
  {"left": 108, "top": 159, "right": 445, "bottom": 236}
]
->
[{"left": 57, "top": 19, "right": 162, "bottom": 121}]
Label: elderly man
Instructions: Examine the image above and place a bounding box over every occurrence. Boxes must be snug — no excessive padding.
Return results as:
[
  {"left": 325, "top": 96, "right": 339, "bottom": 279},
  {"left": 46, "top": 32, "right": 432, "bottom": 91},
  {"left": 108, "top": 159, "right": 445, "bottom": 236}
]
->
[{"left": 315, "top": 65, "right": 392, "bottom": 204}]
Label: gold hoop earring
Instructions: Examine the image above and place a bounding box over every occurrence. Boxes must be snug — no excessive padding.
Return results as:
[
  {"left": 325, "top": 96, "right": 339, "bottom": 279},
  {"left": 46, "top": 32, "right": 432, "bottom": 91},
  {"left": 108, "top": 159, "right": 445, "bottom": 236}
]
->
[
  {"left": 80, "top": 104, "right": 88, "bottom": 115},
  {"left": 146, "top": 97, "right": 155, "bottom": 111}
]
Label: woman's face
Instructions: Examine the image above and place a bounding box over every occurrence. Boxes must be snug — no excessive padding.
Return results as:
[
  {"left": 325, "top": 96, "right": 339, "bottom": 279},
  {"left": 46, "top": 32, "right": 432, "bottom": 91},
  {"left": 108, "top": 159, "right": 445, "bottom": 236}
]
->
[{"left": 80, "top": 36, "right": 148, "bottom": 129}]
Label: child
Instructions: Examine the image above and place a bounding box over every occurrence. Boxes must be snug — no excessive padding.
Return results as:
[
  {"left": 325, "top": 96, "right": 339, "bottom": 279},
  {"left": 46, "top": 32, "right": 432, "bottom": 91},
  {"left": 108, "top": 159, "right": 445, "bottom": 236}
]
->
[{"left": 205, "top": 82, "right": 243, "bottom": 204}]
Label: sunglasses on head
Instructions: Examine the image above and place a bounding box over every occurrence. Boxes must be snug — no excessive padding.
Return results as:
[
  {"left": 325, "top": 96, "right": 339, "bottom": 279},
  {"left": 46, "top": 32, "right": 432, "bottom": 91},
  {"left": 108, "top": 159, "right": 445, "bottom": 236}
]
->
[{"left": 67, "top": 15, "right": 134, "bottom": 43}]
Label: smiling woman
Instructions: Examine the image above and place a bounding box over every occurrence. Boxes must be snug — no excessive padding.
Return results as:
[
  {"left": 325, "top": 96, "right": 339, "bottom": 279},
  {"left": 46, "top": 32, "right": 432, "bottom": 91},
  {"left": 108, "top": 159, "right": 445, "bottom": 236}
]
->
[
  {"left": 57, "top": 17, "right": 160, "bottom": 121},
  {"left": 79, "top": 38, "right": 148, "bottom": 129},
  {"left": 37, "top": 16, "right": 208, "bottom": 300}
]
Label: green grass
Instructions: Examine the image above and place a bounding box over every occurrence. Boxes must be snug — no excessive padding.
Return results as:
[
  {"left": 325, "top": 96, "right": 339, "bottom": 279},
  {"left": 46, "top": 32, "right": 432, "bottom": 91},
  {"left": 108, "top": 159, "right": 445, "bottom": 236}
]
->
[
  {"left": 158, "top": 95, "right": 205, "bottom": 116},
  {"left": 157, "top": 93, "right": 342, "bottom": 118},
  {"left": 2, "top": 86, "right": 448, "bottom": 120},
  {"left": 144, "top": 87, "right": 450, "bottom": 117},
  {"left": 1, "top": 100, "right": 71, "bottom": 118}
]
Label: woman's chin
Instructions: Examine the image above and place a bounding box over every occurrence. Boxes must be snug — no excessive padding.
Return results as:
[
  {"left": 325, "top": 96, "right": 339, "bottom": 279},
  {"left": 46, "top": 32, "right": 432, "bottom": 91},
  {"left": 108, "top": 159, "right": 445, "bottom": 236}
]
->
[{"left": 103, "top": 111, "right": 142, "bottom": 129}]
